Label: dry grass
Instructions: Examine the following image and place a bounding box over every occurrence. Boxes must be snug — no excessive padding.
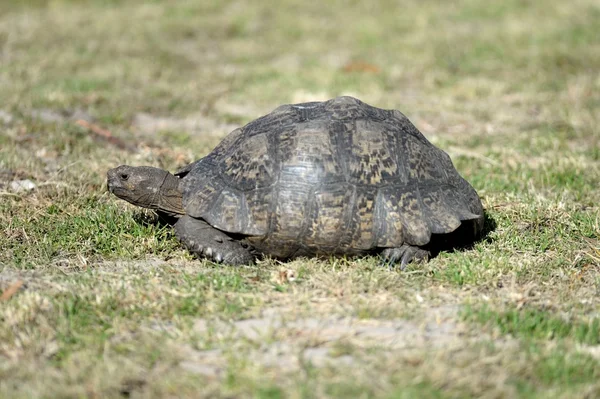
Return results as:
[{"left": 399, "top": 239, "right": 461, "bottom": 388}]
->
[{"left": 1, "top": 0, "right": 599, "bottom": 397}]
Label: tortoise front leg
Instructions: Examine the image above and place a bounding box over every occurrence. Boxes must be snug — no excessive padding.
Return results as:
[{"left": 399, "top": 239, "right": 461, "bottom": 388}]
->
[{"left": 174, "top": 216, "right": 255, "bottom": 265}]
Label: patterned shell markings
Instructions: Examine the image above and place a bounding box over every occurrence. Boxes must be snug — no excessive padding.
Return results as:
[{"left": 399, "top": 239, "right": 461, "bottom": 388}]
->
[
  {"left": 180, "top": 105, "right": 299, "bottom": 236},
  {"left": 180, "top": 96, "right": 483, "bottom": 256},
  {"left": 387, "top": 114, "right": 482, "bottom": 245}
]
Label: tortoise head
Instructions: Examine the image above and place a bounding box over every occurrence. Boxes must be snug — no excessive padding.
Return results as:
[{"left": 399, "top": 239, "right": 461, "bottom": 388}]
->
[{"left": 107, "top": 165, "right": 185, "bottom": 215}]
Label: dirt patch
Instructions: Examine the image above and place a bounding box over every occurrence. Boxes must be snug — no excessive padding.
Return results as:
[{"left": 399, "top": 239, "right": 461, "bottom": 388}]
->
[{"left": 177, "top": 305, "right": 469, "bottom": 377}]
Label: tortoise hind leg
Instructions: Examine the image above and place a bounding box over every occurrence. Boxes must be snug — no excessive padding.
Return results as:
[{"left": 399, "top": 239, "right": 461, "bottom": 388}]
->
[
  {"left": 380, "top": 244, "right": 430, "bottom": 270},
  {"left": 174, "top": 215, "right": 254, "bottom": 265}
]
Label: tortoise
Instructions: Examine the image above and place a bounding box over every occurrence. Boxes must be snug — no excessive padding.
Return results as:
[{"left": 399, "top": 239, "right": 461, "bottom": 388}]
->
[{"left": 107, "top": 96, "right": 484, "bottom": 267}]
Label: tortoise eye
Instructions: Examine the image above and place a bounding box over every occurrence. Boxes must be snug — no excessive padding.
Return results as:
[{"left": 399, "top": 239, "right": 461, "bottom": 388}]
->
[{"left": 120, "top": 173, "right": 129, "bottom": 181}]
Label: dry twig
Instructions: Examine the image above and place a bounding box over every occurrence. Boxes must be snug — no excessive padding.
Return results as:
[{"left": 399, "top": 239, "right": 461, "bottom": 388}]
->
[{"left": 1, "top": 280, "right": 24, "bottom": 301}]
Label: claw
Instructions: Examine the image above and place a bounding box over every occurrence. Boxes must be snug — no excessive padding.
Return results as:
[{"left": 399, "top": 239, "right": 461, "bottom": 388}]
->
[
  {"left": 380, "top": 246, "right": 407, "bottom": 269},
  {"left": 400, "top": 248, "right": 414, "bottom": 270},
  {"left": 380, "top": 245, "right": 430, "bottom": 270}
]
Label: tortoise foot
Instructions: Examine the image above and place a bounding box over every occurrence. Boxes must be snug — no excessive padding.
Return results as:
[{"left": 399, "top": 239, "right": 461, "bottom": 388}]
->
[
  {"left": 380, "top": 244, "right": 430, "bottom": 270},
  {"left": 174, "top": 216, "right": 254, "bottom": 266}
]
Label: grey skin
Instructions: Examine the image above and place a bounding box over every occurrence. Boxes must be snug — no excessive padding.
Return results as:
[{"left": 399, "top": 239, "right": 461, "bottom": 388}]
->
[{"left": 107, "top": 165, "right": 254, "bottom": 265}]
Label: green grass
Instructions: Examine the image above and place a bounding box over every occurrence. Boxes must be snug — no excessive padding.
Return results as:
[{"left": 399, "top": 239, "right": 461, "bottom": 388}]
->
[
  {"left": 463, "top": 305, "right": 600, "bottom": 344},
  {"left": 1, "top": 0, "right": 599, "bottom": 397},
  {"left": 3, "top": 201, "right": 181, "bottom": 267}
]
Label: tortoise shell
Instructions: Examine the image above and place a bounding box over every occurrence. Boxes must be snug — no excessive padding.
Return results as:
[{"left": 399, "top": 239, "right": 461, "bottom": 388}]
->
[{"left": 177, "top": 96, "right": 483, "bottom": 259}]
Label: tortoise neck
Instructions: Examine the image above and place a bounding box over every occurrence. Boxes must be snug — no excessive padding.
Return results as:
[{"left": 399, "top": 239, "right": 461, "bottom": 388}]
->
[{"left": 157, "top": 171, "right": 185, "bottom": 216}]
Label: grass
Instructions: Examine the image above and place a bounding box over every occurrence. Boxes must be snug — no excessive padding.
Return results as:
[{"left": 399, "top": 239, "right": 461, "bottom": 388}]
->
[
  {"left": 463, "top": 305, "right": 600, "bottom": 344},
  {"left": 1, "top": 0, "right": 599, "bottom": 397}
]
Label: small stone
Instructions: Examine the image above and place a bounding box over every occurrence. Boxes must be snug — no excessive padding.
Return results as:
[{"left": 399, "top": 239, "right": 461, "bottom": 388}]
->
[
  {"left": 9, "top": 179, "right": 36, "bottom": 193},
  {"left": 0, "top": 110, "right": 13, "bottom": 124}
]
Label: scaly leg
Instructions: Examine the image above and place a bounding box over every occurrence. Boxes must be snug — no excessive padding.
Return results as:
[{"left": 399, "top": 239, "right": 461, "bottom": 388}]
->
[{"left": 174, "top": 215, "right": 254, "bottom": 266}]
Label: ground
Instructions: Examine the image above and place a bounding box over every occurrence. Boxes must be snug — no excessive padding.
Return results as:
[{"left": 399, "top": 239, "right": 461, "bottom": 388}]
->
[{"left": 1, "top": 0, "right": 599, "bottom": 398}]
